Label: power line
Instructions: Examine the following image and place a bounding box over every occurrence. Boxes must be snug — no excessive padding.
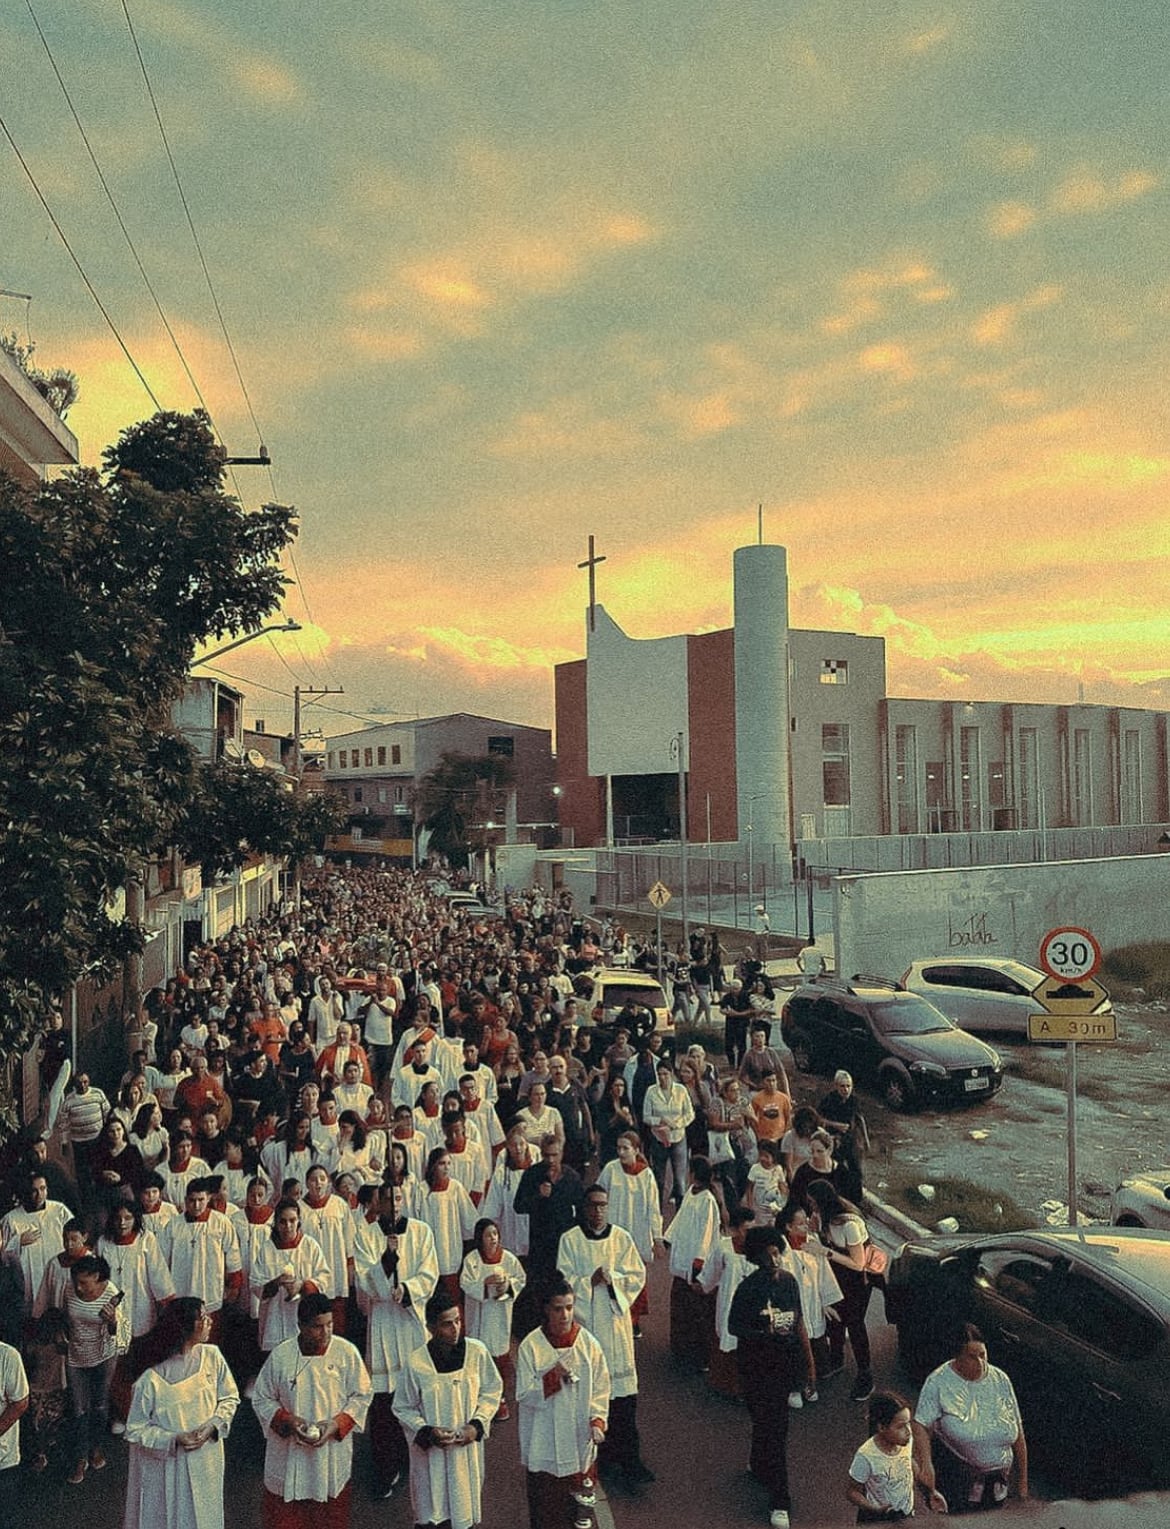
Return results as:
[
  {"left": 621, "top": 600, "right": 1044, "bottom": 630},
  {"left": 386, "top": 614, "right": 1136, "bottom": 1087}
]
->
[
  {"left": 23, "top": 0, "right": 212, "bottom": 419},
  {"left": 119, "top": 0, "right": 266, "bottom": 454},
  {"left": 0, "top": 110, "right": 161, "bottom": 410},
  {"left": 120, "top": 0, "right": 338, "bottom": 684}
]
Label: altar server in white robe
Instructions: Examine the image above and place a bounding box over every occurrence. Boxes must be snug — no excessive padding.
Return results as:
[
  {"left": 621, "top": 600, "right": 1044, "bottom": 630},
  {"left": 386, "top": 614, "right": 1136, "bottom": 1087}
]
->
[
  {"left": 460, "top": 1216, "right": 525, "bottom": 1418},
  {"left": 251, "top": 1292, "right": 372, "bottom": 1529},
  {"left": 353, "top": 1182, "right": 439, "bottom": 1499},
  {"left": 123, "top": 1296, "right": 239, "bottom": 1529},
  {"left": 557, "top": 1185, "right": 653, "bottom": 1488},
  {"left": 393, "top": 1292, "right": 502, "bottom": 1529},
  {"left": 251, "top": 1199, "right": 332, "bottom": 1353},
  {"left": 517, "top": 1278, "right": 610, "bottom": 1529}
]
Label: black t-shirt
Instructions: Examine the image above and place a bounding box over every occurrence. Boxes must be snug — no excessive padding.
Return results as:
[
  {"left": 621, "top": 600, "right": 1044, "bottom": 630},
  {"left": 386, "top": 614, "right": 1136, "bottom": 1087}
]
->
[{"left": 728, "top": 1267, "right": 805, "bottom": 1395}]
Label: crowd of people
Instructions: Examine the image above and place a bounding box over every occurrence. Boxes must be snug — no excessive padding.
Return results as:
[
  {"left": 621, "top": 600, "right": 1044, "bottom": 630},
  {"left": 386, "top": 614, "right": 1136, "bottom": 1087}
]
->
[{"left": 0, "top": 864, "right": 1028, "bottom": 1528}]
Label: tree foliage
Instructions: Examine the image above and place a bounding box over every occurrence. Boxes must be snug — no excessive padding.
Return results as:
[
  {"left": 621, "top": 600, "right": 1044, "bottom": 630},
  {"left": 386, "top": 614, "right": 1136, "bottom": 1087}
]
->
[
  {"left": 177, "top": 764, "right": 348, "bottom": 882},
  {"left": 0, "top": 409, "right": 299, "bottom": 1073},
  {"left": 413, "top": 751, "right": 518, "bottom": 864}
]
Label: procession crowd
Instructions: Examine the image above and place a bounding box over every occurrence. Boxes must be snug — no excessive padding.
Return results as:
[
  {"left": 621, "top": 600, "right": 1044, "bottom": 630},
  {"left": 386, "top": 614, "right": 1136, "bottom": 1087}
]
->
[{"left": 0, "top": 865, "right": 1028, "bottom": 1529}]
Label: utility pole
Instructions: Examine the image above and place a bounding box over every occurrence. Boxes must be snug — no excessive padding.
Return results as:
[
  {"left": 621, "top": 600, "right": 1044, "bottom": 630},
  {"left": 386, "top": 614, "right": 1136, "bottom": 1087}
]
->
[{"left": 293, "top": 685, "right": 344, "bottom": 778}]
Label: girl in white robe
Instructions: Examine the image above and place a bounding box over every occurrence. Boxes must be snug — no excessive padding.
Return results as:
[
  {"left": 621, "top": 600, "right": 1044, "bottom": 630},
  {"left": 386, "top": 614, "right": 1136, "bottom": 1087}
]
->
[
  {"left": 123, "top": 1297, "right": 239, "bottom": 1529},
  {"left": 481, "top": 1128, "right": 535, "bottom": 1257},
  {"left": 459, "top": 1218, "right": 525, "bottom": 1416},
  {"left": 418, "top": 1150, "right": 477, "bottom": 1298}
]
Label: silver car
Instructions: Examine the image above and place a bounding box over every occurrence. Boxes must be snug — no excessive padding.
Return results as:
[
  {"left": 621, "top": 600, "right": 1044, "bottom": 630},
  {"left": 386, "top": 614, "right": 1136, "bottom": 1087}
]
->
[
  {"left": 901, "top": 956, "right": 1113, "bottom": 1037},
  {"left": 1112, "top": 1170, "right": 1170, "bottom": 1229}
]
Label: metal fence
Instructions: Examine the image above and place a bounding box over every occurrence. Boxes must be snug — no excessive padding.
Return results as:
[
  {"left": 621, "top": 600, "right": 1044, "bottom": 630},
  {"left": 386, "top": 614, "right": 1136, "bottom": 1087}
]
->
[{"left": 796, "top": 822, "right": 1170, "bottom": 874}]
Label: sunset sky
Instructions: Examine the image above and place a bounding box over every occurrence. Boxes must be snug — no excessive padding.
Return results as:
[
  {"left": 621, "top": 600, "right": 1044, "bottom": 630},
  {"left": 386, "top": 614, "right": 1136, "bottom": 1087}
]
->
[{"left": 3, "top": 1, "right": 1168, "bottom": 740}]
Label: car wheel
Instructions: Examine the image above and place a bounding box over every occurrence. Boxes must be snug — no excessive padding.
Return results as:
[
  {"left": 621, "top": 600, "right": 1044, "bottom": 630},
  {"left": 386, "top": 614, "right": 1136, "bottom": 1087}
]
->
[
  {"left": 1114, "top": 1213, "right": 1146, "bottom": 1228},
  {"left": 880, "top": 1066, "right": 916, "bottom": 1112},
  {"left": 788, "top": 1030, "right": 815, "bottom": 1073}
]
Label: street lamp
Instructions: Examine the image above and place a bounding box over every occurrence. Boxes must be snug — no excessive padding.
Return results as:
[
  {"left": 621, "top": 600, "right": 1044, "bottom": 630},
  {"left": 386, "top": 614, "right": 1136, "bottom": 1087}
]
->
[
  {"left": 669, "top": 732, "right": 689, "bottom": 956},
  {"left": 193, "top": 619, "right": 302, "bottom": 666}
]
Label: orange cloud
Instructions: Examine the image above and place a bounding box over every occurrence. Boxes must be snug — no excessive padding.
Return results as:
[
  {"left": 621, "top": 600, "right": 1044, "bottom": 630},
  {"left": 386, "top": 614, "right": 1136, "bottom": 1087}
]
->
[
  {"left": 986, "top": 200, "right": 1037, "bottom": 239},
  {"left": 1049, "top": 166, "right": 1160, "bottom": 215},
  {"left": 970, "top": 283, "right": 1062, "bottom": 346}
]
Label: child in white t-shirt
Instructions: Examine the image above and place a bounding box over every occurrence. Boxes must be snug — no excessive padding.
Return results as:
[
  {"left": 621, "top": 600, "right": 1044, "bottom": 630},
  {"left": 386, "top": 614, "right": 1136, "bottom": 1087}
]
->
[
  {"left": 746, "top": 1139, "right": 786, "bottom": 1221},
  {"left": 847, "top": 1391, "right": 947, "bottom": 1521}
]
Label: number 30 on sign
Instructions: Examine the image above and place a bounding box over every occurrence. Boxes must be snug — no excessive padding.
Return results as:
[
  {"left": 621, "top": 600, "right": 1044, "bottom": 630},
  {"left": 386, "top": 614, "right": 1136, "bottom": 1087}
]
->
[{"left": 1039, "top": 926, "right": 1101, "bottom": 982}]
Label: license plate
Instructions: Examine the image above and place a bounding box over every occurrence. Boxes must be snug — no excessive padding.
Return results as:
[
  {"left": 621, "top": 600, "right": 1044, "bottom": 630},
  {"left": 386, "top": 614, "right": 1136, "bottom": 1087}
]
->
[{"left": 964, "top": 1077, "right": 989, "bottom": 1092}]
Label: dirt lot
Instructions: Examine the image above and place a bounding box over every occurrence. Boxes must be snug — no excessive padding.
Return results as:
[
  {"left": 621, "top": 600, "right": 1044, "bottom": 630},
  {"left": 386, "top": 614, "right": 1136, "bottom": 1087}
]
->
[{"left": 809, "top": 1001, "right": 1170, "bottom": 1229}]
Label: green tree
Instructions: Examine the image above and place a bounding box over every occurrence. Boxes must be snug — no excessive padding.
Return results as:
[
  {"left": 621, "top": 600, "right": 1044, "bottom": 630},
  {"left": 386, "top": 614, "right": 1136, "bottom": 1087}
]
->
[
  {"left": 0, "top": 409, "right": 297, "bottom": 1113},
  {"left": 413, "top": 750, "right": 518, "bottom": 865},
  {"left": 177, "top": 762, "right": 347, "bottom": 882}
]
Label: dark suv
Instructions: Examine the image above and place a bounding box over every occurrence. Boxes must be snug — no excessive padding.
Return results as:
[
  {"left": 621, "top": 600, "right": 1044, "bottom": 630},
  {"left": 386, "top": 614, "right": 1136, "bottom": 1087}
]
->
[{"left": 779, "top": 974, "right": 1004, "bottom": 1111}]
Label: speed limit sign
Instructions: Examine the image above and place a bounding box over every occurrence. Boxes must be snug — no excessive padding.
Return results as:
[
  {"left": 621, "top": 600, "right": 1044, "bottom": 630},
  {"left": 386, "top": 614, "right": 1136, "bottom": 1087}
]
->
[{"left": 1039, "top": 926, "right": 1101, "bottom": 982}]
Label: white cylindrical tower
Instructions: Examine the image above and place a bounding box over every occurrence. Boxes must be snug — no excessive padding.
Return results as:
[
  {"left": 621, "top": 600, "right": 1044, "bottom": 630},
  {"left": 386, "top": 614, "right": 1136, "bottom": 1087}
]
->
[{"left": 733, "top": 543, "right": 791, "bottom": 851}]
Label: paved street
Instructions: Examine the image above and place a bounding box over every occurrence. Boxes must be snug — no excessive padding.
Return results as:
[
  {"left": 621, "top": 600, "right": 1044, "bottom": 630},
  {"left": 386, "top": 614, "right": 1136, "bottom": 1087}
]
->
[{"left": 15, "top": 1221, "right": 916, "bottom": 1529}]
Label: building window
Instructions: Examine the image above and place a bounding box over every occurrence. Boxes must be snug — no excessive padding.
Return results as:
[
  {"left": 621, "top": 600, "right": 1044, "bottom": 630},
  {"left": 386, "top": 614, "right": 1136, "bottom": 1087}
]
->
[
  {"left": 960, "top": 726, "right": 981, "bottom": 832},
  {"left": 394, "top": 785, "right": 404, "bottom": 803},
  {"left": 391, "top": 745, "right": 401, "bottom": 764},
  {"left": 327, "top": 751, "right": 335, "bottom": 770},
  {"left": 895, "top": 725, "right": 918, "bottom": 834},
  {"left": 987, "top": 761, "right": 1006, "bottom": 813},
  {"left": 925, "top": 761, "right": 948, "bottom": 831},
  {"left": 488, "top": 736, "right": 515, "bottom": 757},
  {"left": 364, "top": 748, "right": 373, "bottom": 767},
  {"left": 377, "top": 787, "right": 387, "bottom": 804},
  {"left": 820, "top": 659, "right": 848, "bottom": 685},
  {"left": 822, "top": 723, "right": 851, "bottom": 806},
  {"left": 1072, "top": 729, "right": 1093, "bottom": 826},
  {"left": 337, "top": 752, "right": 346, "bottom": 769},
  {"left": 351, "top": 750, "right": 360, "bottom": 768},
  {"left": 1018, "top": 728, "right": 1039, "bottom": 829},
  {"left": 353, "top": 787, "right": 363, "bottom": 804},
  {"left": 377, "top": 747, "right": 386, "bottom": 765},
  {"left": 1122, "top": 729, "right": 1142, "bottom": 823}
]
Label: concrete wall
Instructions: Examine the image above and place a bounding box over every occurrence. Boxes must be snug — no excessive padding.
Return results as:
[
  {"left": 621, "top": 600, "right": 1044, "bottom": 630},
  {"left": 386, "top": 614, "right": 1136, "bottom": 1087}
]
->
[{"left": 834, "top": 853, "right": 1170, "bottom": 981}]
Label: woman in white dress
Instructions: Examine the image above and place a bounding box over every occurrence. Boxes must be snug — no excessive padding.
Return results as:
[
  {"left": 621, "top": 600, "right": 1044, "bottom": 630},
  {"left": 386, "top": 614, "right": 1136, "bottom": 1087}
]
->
[
  {"left": 98, "top": 1202, "right": 176, "bottom": 1431},
  {"left": 123, "top": 1296, "right": 239, "bottom": 1529},
  {"left": 418, "top": 1148, "right": 477, "bottom": 1307}
]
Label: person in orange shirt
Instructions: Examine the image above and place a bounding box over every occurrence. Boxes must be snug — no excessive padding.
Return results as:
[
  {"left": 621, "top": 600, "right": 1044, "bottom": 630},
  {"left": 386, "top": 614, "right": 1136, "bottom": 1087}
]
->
[
  {"left": 750, "top": 1070, "right": 792, "bottom": 1148},
  {"left": 250, "top": 1002, "right": 288, "bottom": 1066}
]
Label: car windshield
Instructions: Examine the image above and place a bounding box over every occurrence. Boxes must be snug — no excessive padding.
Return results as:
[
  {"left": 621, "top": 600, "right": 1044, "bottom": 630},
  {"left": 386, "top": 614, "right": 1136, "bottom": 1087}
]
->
[
  {"left": 870, "top": 997, "right": 955, "bottom": 1035},
  {"left": 606, "top": 984, "right": 666, "bottom": 1010}
]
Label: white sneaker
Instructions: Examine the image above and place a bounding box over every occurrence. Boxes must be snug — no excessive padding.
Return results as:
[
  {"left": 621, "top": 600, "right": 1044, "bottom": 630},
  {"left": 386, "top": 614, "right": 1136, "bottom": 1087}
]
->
[
  {"left": 110, "top": 1420, "right": 126, "bottom": 1436},
  {"left": 769, "top": 1511, "right": 790, "bottom": 1529},
  {"left": 787, "top": 1390, "right": 803, "bottom": 1410}
]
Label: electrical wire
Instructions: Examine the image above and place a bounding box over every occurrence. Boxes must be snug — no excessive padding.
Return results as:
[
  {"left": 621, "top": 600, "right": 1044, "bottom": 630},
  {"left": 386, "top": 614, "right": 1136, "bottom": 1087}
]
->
[
  {"left": 0, "top": 109, "right": 161, "bottom": 409},
  {"left": 24, "top": 0, "right": 212, "bottom": 419},
  {"left": 119, "top": 0, "right": 266, "bottom": 454},
  {"left": 121, "top": 0, "right": 339, "bottom": 685}
]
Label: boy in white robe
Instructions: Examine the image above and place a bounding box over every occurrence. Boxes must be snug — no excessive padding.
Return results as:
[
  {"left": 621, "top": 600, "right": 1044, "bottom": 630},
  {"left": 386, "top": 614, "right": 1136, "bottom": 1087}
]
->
[
  {"left": 251, "top": 1291, "right": 372, "bottom": 1529},
  {"left": 517, "top": 1278, "right": 610, "bottom": 1529},
  {"left": 353, "top": 1184, "right": 439, "bottom": 1499},
  {"left": 393, "top": 1292, "right": 502, "bottom": 1529},
  {"left": 557, "top": 1186, "right": 654, "bottom": 1489}
]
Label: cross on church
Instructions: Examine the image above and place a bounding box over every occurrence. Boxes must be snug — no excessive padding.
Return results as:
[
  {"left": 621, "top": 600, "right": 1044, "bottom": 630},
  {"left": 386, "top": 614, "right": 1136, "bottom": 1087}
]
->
[{"left": 577, "top": 535, "right": 607, "bottom": 633}]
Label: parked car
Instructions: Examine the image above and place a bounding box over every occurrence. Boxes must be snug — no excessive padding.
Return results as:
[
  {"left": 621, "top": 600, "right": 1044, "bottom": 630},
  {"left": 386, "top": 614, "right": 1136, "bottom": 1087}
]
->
[
  {"left": 444, "top": 891, "right": 498, "bottom": 916},
  {"left": 779, "top": 974, "right": 1003, "bottom": 1111},
  {"left": 575, "top": 968, "right": 672, "bottom": 1041},
  {"left": 885, "top": 1226, "right": 1170, "bottom": 1493},
  {"left": 901, "top": 956, "right": 1114, "bottom": 1037},
  {"left": 1112, "top": 1169, "right": 1170, "bottom": 1229}
]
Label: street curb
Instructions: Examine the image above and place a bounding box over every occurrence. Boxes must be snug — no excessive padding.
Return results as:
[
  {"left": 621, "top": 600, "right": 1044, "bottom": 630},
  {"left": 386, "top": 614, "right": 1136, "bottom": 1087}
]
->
[{"left": 862, "top": 1188, "right": 934, "bottom": 1244}]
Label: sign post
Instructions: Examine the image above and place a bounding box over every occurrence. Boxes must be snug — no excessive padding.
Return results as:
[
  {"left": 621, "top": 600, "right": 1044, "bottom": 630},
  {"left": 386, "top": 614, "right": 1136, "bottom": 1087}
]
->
[
  {"left": 647, "top": 881, "right": 672, "bottom": 989},
  {"left": 1031, "top": 926, "right": 1110, "bottom": 1228}
]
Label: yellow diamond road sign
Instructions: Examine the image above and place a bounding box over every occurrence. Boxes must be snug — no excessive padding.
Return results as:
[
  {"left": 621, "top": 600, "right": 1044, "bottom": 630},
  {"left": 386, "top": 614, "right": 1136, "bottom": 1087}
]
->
[
  {"left": 647, "top": 881, "right": 672, "bottom": 909},
  {"left": 1029, "top": 974, "right": 1110, "bottom": 1017},
  {"left": 1027, "top": 974, "right": 1116, "bottom": 1043}
]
